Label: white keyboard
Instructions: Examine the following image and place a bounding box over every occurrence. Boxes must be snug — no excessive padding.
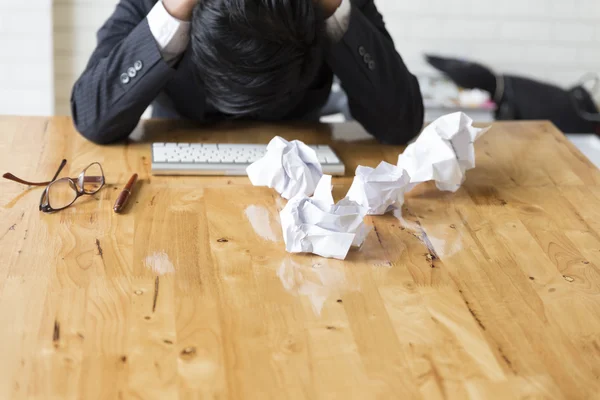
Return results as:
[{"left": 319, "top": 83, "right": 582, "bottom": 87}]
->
[{"left": 151, "top": 143, "right": 346, "bottom": 176}]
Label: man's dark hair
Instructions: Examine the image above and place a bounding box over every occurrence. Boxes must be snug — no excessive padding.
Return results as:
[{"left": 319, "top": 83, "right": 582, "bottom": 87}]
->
[{"left": 190, "top": 0, "right": 328, "bottom": 119}]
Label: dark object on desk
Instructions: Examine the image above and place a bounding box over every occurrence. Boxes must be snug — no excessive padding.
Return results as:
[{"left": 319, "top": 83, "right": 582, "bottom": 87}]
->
[
  {"left": 426, "top": 55, "right": 498, "bottom": 95},
  {"left": 70, "top": 0, "right": 423, "bottom": 146},
  {"left": 114, "top": 173, "right": 138, "bottom": 213},
  {"left": 426, "top": 54, "right": 600, "bottom": 134}
]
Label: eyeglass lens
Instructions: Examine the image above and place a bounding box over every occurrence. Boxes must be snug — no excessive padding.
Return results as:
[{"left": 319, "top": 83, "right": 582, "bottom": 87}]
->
[
  {"left": 81, "top": 163, "right": 104, "bottom": 194},
  {"left": 47, "top": 178, "right": 78, "bottom": 209}
]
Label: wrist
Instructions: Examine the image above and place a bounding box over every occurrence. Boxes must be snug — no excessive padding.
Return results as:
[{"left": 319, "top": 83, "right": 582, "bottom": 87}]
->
[
  {"left": 322, "top": 0, "right": 343, "bottom": 18},
  {"left": 162, "top": 0, "right": 195, "bottom": 21}
]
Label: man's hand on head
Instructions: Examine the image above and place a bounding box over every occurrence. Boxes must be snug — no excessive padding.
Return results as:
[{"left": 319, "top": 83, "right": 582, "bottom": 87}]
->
[
  {"left": 321, "top": 0, "right": 342, "bottom": 18},
  {"left": 163, "top": 0, "right": 340, "bottom": 22},
  {"left": 163, "top": 0, "right": 198, "bottom": 21}
]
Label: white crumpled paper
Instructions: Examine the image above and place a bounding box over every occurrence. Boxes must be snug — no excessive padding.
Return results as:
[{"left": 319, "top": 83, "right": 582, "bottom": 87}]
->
[
  {"left": 346, "top": 161, "right": 411, "bottom": 215},
  {"left": 280, "top": 175, "right": 370, "bottom": 260},
  {"left": 247, "top": 136, "right": 322, "bottom": 199},
  {"left": 397, "top": 112, "right": 489, "bottom": 192}
]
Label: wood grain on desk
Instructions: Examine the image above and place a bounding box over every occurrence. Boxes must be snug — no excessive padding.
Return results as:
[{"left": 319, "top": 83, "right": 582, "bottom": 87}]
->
[{"left": 1, "top": 116, "right": 600, "bottom": 399}]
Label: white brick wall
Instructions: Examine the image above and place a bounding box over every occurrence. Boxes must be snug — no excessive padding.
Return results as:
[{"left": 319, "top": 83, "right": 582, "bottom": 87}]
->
[
  {"left": 0, "top": 0, "right": 54, "bottom": 115},
  {"left": 1, "top": 0, "right": 599, "bottom": 116},
  {"left": 377, "top": 0, "right": 600, "bottom": 86}
]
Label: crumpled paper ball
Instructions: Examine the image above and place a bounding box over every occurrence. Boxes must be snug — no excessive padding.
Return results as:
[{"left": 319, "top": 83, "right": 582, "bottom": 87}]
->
[
  {"left": 280, "top": 175, "right": 370, "bottom": 260},
  {"left": 397, "top": 112, "right": 489, "bottom": 192},
  {"left": 247, "top": 136, "right": 322, "bottom": 199},
  {"left": 346, "top": 161, "right": 411, "bottom": 215}
]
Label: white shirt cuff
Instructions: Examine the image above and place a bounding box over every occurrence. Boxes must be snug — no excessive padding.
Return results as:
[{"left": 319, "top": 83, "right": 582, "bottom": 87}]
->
[
  {"left": 147, "top": 1, "right": 191, "bottom": 64},
  {"left": 326, "top": 0, "right": 352, "bottom": 43}
]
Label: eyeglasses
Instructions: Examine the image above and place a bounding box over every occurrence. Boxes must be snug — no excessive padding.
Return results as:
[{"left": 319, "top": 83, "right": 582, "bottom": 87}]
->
[{"left": 2, "top": 159, "right": 105, "bottom": 213}]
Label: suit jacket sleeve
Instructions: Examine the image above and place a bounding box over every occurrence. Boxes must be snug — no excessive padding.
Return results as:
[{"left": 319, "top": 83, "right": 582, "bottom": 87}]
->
[
  {"left": 70, "top": 0, "right": 176, "bottom": 144},
  {"left": 326, "top": 0, "right": 424, "bottom": 144}
]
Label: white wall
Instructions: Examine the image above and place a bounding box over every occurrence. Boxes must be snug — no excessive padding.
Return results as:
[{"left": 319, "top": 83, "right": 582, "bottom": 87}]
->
[
  {"left": 1, "top": 0, "right": 599, "bottom": 116},
  {"left": 53, "top": 0, "right": 117, "bottom": 115},
  {"left": 378, "top": 0, "right": 600, "bottom": 86},
  {"left": 0, "top": 0, "right": 54, "bottom": 115}
]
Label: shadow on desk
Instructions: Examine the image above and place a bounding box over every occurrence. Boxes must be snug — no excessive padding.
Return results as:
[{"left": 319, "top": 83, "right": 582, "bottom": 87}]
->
[{"left": 128, "top": 119, "right": 377, "bottom": 145}]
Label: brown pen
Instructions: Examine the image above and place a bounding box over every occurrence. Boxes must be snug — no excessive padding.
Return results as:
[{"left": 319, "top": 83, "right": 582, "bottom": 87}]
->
[{"left": 113, "top": 173, "right": 138, "bottom": 213}]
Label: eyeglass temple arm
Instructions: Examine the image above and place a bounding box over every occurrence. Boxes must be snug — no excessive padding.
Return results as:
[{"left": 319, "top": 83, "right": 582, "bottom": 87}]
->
[
  {"left": 51, "top": 159, "right": 68, "bottom": 181},
  {"left": 2, "top": 159, "right": 68, "bottom": 186},
  {"left": 2, "top": 173, "right": 52, "bottom": 186}
]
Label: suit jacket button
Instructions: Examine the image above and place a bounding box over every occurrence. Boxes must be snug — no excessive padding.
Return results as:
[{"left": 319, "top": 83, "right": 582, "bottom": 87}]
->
[
  {"left": 134, "top": 60, "right": 143, "bottom": 71},
  {"left": 127, "top": 67, "right": 137, "bottom": 78},
  {"left": 368, "top": 61, "right": 376, "bottom": 70},
  {"left": 364, "top": 54, "right": 372, "bottom": 63},
  {"left": 120, "top": 73, "right": 130, "bottom": 84},
  {"left": 358, "top": 46, "right": 366, "bottom": 56}
]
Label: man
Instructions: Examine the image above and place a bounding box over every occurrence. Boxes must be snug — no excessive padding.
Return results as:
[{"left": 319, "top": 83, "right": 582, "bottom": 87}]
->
[{"left": 71, "top": 0, "right": 424, "bottom": 144}]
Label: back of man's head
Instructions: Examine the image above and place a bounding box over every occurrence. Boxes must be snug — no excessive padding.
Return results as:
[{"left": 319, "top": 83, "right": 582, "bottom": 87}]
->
[{"left": 190, "top": 0, "right": 327, "bottom": 119}]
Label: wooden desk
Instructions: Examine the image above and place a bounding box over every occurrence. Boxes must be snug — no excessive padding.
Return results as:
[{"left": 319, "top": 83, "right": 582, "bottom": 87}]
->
[{"left": 1, "top": 116, "right": 600, "bottom": 399}]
